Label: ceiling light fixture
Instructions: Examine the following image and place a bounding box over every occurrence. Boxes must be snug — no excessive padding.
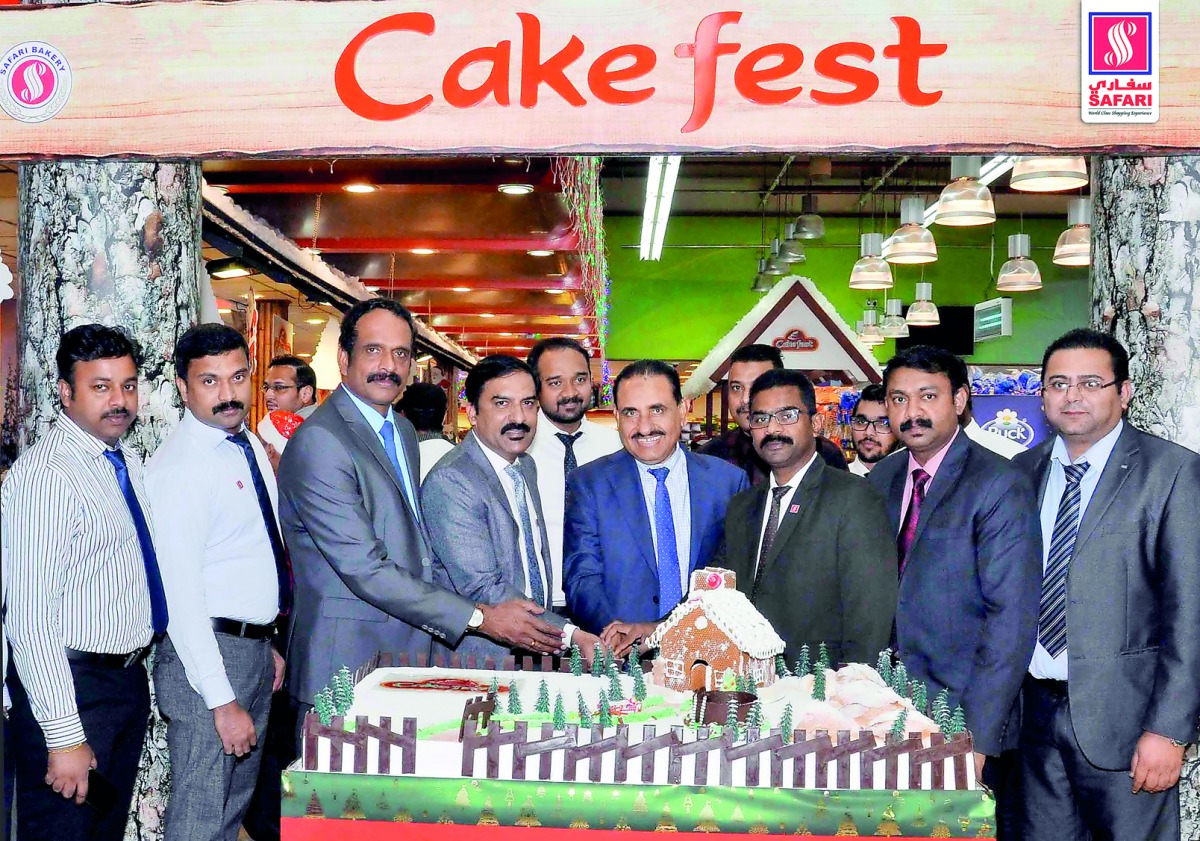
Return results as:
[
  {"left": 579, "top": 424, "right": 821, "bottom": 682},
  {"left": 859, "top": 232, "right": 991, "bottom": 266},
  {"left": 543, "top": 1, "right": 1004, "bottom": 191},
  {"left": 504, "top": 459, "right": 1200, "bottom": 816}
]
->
[
  {"left": 527, "top": 249, "right": 554, "bottom": 257},
  {"left": 751, "top": 258, "right": 774, "bottom": 293},
  {"left": 906, "top": 281, "right": 941, "bottom": 326},
  {"left": 933, "top": 156, "right": 997, "bottom": 227},
  {"left": 780, "top": 223, "right": 807, "bottom": 263},
  {"left": 452, "top": 287, "right": 471, "bottom": 293},
  {"left": 217, "top": 306, "right": 232, "bottom": 314},
  {"left": 479, "top": 312, "right": 496, "bottom": 318},
  {"left": 879, "top": 298, "right": 910, "bottom": 338},
  {"left": 1010, "top": 157, "right": 1089, "bottom": 193},
  {"left": 1053, "top": 197, "right": 1092, "bottom": 267},
  {"left": 410, "top": 247, "right": 436, "bottom": 255},
  {"left": 883, "top": 197, "right": 938, "bottom": 264},
  {"left": 858, "top": 308, "right": 885, "bottom": 346},
  {"left": 304, "top": 317, "right": 325, "bottom": 325},
  {"left": 498, "top": 183, "right": 535, "bottom": 195},
  {"left": 996, "top": 233, "right": 1043, "bottom": 292},
  {"left": 343, "top": 182, "right": 377, "bottom": 194},
  {"left": 639, "top": 154, "right": 682, "bottom": 260},
  {"left": 543, "top": 288, "right": 563, "bottom": 295},
  {"left": 205, "top": 257, "right": 253, "bottom": 279},
  {"left": 766, "top": 238, "right": 791, "bottom": 274},
  {"left": 364, "top": 285, "right": 380, "bottom": 292},
  {"left": 793, "top": 195, "right": 826, "bottom": 240},
  {"left": 848, "top": 233, "right": 893, "bottom": 290}
]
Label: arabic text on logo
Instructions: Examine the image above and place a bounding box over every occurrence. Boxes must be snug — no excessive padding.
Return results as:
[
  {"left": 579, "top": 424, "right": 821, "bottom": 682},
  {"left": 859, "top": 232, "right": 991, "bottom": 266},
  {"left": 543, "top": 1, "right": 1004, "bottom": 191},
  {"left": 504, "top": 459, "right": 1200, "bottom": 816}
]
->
[{"left": 0, "top": 41, "right": 72, "bottom": 124}]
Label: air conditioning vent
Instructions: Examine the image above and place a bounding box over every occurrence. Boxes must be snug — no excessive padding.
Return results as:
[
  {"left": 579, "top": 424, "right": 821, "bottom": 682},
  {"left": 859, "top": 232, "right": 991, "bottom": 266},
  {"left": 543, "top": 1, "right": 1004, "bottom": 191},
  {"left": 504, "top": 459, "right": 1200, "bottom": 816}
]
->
[{"left": 974, "top": 297, "right": 1013, "bottom": 342}]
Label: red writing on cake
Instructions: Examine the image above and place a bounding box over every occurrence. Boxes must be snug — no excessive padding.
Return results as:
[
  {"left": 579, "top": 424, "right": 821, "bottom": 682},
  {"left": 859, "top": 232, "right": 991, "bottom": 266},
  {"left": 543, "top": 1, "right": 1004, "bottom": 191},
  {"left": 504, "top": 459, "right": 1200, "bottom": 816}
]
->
[{"left": 771, "top": 329, "right": 820, "bottom": 352}]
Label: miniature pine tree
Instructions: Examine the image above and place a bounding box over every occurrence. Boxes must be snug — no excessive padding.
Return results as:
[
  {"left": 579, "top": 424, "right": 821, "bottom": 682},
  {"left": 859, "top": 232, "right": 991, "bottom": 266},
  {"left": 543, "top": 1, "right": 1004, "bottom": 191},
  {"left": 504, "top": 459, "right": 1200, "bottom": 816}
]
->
[
  {"left": 724, "top": 704, "right": 740, "bottom": 740},
  {"left": 747, "top": 676, "right": 758, "bottom": 697},
  {"left": 812, "top": 665, "right": 827, "bottom": 701},
  {"left": 602, "top": 646, "right": 614, "bottom": 674},
  {"left": 889, "top": 709, "right": 908, "bottom": 740},
  {"left": 931, "top": 689, "right": 950, "bottom": 730},
  {"left": 332, "top": 666, "right": 354, "bottom": 715},
  {"left": 596, "top": 688, "right": 611, "bottom": 728},
  {"left": 794, "top": 644, "right": 811, "bottom": 677},
  {"left": 910, "top": 681, "right": 928, "bottom": 713},
  {"left": 948, "top": 705, "right": 966, "bottom": 735},
  {"left": 747, "top": 700, "right": 763, "bottom": 732},
  {"left": 774, "top": 654, "right": 790, "bottom": 678},
  {"left": 780, "top": 703, "right": 794, "bottom": 744},
  {"left": 632, "top": 665, "right": 647, "bottom": 701},
  {"left": 817, "top": 642, "right": 830, "bottom": 673},
  {"left": 591, "top": 643, "right": 604, "bottom": 677},
  {"left": 734, "top": 674, "right": 746, "bottom": 693},
  {"left": 535, "top": 679, "right": 551, "bottom": 714},
  {"left": 314, "top": 686, "right": 334, "bottom": 725},
  {"left": 569, "top": 644, "right": 583, "bottom": 677},
  {"left": 507, "top": 680, "right": 523, "bottom": 715},
  {"left": 876, "top": 649, "right": 893, "bottom": 684},
  {"left": 608, "top": 663, "right": 623, "bottom": 699},
  {"left": 489, "top": 677, "right": 500, "bottom": 698},
  {"left": 577, "top": 692, "right": 592, "bottom": 728},
  {"left": 891, "top": 662, "right": 909, "bottom": 697},
  {"left": 552, "top": 693, "right": 567, "bottom": 730}
]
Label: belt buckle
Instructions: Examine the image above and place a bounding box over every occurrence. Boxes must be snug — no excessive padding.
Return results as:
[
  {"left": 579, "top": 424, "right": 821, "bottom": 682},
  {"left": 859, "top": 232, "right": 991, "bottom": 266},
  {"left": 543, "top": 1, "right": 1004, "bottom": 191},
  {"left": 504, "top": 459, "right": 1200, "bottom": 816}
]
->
[
  {"left": 238, "top": 621, "right": 250, "bottom": 637},
  {"left": 123, "top": 648, "right": 142, "bottom": 668}
]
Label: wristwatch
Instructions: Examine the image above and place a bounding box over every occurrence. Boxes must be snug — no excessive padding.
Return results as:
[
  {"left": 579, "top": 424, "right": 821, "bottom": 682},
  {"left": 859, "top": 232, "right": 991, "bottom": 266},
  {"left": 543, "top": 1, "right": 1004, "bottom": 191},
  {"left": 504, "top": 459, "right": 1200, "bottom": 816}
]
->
[{"left": 468, "top": 606, "right": 485, "bottom": 630}]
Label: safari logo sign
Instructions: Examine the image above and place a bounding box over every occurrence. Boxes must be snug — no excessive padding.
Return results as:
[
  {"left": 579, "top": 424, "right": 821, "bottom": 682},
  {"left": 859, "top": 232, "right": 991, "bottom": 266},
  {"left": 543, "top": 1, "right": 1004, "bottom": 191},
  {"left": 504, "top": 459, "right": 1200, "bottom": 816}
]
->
[
  {"left": 0, "top": 41, "right": 72, "bottom": 124},
  {"left": 1082, "top": 1, "right": 1158, "bottom": 123}
]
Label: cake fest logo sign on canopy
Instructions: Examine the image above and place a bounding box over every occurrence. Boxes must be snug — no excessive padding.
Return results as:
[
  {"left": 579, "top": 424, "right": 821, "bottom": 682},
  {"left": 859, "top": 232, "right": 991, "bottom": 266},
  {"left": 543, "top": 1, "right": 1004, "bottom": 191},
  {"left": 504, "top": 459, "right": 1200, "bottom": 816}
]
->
[
  {"left": 1082, "top": 0, "right": 1159, "bottom": 122},
  {"left": 0, "top": 40, "right": 72, "bottom": 124}
]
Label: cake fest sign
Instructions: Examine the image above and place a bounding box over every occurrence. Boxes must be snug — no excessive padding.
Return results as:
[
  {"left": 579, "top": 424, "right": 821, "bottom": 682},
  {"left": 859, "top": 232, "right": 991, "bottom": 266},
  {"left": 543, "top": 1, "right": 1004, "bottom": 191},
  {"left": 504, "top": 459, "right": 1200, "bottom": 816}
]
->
[{"left": 1, "top": 0, "right": 1200, "bottom": 157}]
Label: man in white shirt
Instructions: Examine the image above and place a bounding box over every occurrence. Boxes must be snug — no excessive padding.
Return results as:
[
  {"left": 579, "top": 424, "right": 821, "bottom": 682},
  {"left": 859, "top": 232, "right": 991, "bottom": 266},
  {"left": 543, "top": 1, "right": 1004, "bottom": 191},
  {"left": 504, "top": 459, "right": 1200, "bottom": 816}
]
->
[
  {"left": 146, "top": 324, "right": 288, "bottom": 841},
  {"left": 396, "top": 381, "right": 456, "bottom": 481},
  {"left": 847, "top": 383, "right": 901, "bottom": 476},
  {"left": 421, "top": 356, "right": 602, "bottom": 663},
  {"left": 961, "top": 395, "right": 1028, "bottom": 459},
  {"left": 524, "top": 338, "right": 621, "bottom": 608}
]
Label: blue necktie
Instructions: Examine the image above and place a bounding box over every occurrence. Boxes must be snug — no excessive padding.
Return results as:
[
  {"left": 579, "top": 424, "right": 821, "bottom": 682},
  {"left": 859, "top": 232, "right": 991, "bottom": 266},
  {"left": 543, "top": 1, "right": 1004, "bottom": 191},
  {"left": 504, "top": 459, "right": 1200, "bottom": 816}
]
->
[
  {"left": 379, "top": 419, "right": 420, "bottom": 521},
  {"left": 648, "top": 466, "right": 682, "bottom": 614},
  {"left": 1038, "top": 461, "right": 1090, "bottom": 657},
  {"left": 103, "top": 449, "right": 169, "bottom": 634},
  {"left": 504, "top": 463, "right": 546, "bottom": 608},
  {"left": 227, "top": 431, "right": 293, "bottom": 616}
]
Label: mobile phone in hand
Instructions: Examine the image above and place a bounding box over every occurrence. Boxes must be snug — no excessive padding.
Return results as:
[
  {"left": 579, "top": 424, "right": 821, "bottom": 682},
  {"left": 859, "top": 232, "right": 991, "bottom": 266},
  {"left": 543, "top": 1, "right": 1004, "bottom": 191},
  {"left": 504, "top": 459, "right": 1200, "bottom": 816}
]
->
[{"left": 84, "top": 769, "right": 118, "bottom": 816}]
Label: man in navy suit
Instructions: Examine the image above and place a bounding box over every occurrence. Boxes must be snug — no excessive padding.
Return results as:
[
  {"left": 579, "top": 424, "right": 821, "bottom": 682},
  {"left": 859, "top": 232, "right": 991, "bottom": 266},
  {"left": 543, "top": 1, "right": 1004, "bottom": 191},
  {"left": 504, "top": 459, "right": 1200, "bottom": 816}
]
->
[
  {"left": 868, "top": 345, "right": 1041, "bottom": 797},
  {"left": 563, "top": 359, "right": 748, "bottom": 636}
]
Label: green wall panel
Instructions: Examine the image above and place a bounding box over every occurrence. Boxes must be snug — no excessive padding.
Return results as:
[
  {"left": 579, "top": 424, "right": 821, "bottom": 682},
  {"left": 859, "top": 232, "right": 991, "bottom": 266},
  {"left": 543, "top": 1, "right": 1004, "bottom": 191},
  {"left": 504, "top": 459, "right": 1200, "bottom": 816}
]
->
[{"left": 606, "top": 215, "right": 1090, "bottom": 366}]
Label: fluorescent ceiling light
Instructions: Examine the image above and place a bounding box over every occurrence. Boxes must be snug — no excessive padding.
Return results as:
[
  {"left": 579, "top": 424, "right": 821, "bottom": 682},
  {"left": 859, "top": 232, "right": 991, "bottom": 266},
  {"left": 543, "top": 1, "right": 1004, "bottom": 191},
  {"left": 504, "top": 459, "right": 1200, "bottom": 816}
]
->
[
  {"left": 452, "top": 287, "right": 471, "bottom": 293},
  {"left": 410, "top": 247, "right": 436, "bottom": 255},
  {"left": 527, "top": 249, "right": 554, "bottom": 257},
  {"left": 923, "top": 155, "right": 1019, "bottom": 227},
  {"left": 342, "top": 183, "right": 376, "bottom": 194},
  {"left": 639, "top": 155, "right": 682, "bottom": 260}
]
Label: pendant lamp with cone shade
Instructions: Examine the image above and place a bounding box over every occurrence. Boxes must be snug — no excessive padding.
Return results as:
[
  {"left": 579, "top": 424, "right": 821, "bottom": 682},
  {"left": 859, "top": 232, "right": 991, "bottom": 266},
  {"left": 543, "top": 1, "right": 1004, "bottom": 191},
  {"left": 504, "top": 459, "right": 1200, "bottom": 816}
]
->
[
  {"left": 751, "top": 258, "right": 775, "bottom": 292},
  {"left": 849, "top": 233, "right": 893, "bottom": 290},
  {"left": 996, "top": 233, "right": 1042, "bottom": 292},
  {"left": 906, "top": 282, "right": 940, "bottom": 326},
  {"left": 1010, "top": 157, "right": 1089, "bottom": 193},
  {"left": 883, "top": 197, "right": 938, "bottom": 264},
  {"left": 933, "top": 157, "right": 996, "bottom": 227},
  {"left": 780, "top": 223, "right": 807, "bottom": 263},
  {"left": 858, "top": 308, "right": 884, "bottom": 346},
  {"left": 793, "top": 195, "right": 825, "bottom": 240},
  {"left": 880, "top": 298, "right": 910, "bottom": 338},
  {"left": 1053, "top": 198, "right": 1092, "bottom": 267}
]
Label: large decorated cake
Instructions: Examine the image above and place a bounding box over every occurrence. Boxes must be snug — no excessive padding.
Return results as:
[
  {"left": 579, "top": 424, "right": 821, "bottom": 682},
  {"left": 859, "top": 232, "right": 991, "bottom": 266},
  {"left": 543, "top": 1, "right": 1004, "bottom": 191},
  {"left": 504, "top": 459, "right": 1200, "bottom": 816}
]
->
[{"left": 284, "top": 569, "right": 995, "bottom": 836}]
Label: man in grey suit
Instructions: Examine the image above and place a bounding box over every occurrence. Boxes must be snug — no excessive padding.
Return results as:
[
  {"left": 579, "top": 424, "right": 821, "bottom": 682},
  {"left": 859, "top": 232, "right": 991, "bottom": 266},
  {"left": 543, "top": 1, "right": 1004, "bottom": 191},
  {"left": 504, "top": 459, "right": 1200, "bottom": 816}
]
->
[
  {"left": 277, "top": 301, "right": 565, "bottom": 729},
  {"left": 422, "top": 355, "right": 602, "bottom": 663},
  {"left": 1013, "top": 329, "right": 1200, "bottom": 841}
]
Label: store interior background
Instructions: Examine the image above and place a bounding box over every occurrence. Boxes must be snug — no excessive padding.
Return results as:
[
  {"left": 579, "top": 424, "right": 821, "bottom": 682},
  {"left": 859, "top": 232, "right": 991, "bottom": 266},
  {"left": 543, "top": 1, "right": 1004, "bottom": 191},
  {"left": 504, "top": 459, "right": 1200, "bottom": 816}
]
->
[{"left": 0, "top": 155, "right": 1089, "bottom": 443}]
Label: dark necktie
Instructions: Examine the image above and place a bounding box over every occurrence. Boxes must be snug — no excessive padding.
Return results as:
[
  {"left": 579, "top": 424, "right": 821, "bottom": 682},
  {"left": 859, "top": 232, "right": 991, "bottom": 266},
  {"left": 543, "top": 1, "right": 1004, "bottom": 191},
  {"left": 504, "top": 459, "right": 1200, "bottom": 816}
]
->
[
  {"left": 648, "top": 467, "right": 683, "bottom": 613},
  {"left": 504, "top": 463, "right": 546, "bottom": 608},
  {"left": 896, "top": 468, "right": 931, "bottom": 576},
  {"left": 103, "top": 449, "right": 169, "bottom": 634},
  {"left": 752, "top": 485, "right": 792, "bottom": 598},
  {"left": 556, "top": 431, "right": 582, "bottom": 477},
  {"left": 1038, "top": 462, "right": 1090, "bottom": 657},
  {"left": 227, "top": 431, "right": 294, "bottom": 616}
]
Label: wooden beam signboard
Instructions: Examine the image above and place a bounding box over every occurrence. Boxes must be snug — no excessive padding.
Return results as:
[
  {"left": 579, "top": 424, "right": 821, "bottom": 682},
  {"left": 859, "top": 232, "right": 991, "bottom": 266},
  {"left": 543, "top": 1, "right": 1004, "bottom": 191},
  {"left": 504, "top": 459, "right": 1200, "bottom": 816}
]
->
[{"left": 0, "top": 0, "right": 1197, "bottom": 158}]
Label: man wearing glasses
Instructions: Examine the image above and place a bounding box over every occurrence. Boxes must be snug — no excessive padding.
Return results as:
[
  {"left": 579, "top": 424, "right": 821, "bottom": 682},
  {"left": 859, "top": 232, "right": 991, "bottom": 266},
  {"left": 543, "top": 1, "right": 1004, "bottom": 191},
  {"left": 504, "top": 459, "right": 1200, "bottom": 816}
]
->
[
  {"left": 847, "top": 383, "right": 900, "bottom": 476},
  {"left": 1012, "top": 329, "right": 1200, "bottom": 841},
  {"left": 262, "top": 355, "right": 318, "bottom": 419},
  {"left": 716, "top": 369, "right": 896, "bottom": 666}
]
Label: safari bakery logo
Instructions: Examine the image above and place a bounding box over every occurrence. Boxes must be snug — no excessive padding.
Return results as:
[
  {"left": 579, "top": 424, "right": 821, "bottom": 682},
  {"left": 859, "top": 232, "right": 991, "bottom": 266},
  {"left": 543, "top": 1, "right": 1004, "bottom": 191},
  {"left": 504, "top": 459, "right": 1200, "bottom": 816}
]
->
[
  {"left": 0, "top": 41, "right": 72, "bottom": 124},
  {"left": 981, "top": 409, "right": 1035, "bottom": 447},
  {"left": 1081, "top": 1, "right": 1158, "bottom": 123}
]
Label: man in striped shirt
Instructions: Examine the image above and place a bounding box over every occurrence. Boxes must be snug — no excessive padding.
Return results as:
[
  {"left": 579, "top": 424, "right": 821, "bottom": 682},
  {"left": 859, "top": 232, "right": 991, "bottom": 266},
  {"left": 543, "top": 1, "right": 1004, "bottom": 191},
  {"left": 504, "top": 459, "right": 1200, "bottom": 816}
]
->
[{"left": 2, "top": 324, "right": 166, "bottom": 841}]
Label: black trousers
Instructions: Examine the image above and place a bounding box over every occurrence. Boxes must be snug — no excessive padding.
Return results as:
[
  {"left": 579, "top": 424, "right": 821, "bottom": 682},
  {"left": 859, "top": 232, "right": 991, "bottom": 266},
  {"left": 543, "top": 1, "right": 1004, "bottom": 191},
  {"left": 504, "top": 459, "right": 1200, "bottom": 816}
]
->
[
  {"left": 240, "top": 691, "right": 298, "bottom": 841},
  {"left": 1020, "top": 676, "right": 1180, "bottom": 841},
  {"left": 7, "top": 657, "right": 150, "bottom": 841}
]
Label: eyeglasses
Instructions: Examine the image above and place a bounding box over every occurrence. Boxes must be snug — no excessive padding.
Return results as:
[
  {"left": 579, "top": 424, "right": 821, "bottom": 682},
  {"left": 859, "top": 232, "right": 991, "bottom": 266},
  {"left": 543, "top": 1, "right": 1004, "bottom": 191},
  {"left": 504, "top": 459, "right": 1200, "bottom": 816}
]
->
[
  {"left": 748, "top": 408, "right": 806, "bottom": 429},
  {"left": 1045, "top": 378, "right": 1118, "bottom": 396},
  {"left": 850, "top": 417, "right": 891, "bottom": 432},
  {"left": 261, "top": 384, "right": 297, "bottom": 394}
]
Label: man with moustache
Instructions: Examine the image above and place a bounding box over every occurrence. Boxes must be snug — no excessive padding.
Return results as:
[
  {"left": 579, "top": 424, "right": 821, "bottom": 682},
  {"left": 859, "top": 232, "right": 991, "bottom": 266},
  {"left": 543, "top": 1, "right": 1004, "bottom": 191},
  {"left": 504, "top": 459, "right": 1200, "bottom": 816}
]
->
[
  {"left": 564, "top": 359, "right": 747, "bottom": 636},
  {"left": 525, "top": 338, "right": 621, "bottom": 610},
  {"left": 700, "top": 344, "right": 847, "bottom": 481},
  {"left": 716, "top": 369, "right": 896, "bottom": 665},
  {"left": 847, "top": 383, "right": 900, "bottom": 476},
  {"left": 3, "top": 324, "right": 166, "bottom": 841},
  {"left": 868, "top": 345, "right": 1040, "bottom": 798},
  {"left": 145, "top": 323, "right": 288, "bottom": 841},
  {"left": 278, "top": 300, "right": 563, "bottom": 733},
  {"left": 422, "top": 355, "right": 602, "bottom": 663},
  {"left": 1012, "top": 329, "right": 1200, "bottom": 841}
]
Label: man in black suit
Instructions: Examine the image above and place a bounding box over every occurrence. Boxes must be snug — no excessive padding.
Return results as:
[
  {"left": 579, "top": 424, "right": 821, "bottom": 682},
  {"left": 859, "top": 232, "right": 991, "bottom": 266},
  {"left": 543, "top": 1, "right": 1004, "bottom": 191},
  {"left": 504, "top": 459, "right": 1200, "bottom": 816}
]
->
[
  {"left": 718, "top": 369, "right": 896, "bottom": 666},
  {"left": 868, "top": 346, "right": 1040, "bottom": 786},
  {"left": 1013, "top": 329, "right": 1200, "bottom": 841}
]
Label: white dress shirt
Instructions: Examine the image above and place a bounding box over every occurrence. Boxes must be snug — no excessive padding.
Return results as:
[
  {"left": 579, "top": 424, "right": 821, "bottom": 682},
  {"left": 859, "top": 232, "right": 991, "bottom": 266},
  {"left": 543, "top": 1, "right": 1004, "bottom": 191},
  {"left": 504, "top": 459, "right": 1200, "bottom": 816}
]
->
[
  {"left": 755, "top": 452, "right": 818, "bottom": 566},
  {"left": 145, "top": 410, "right": 281, "bottom": 709},
  {"left": 341, "top": 386, "right": 421, "bottom": 518},
  {"left": 418, "top": 436, "right": 456, "bottom": 482},
  {"left": 476, "top": 442, "right": 550, "bottom": 602},
  {"left": 634, "top": 445, "right": 692, "bottom": 595},
  {"left": 526, "top": 411, "right": 622, "bottom": 606},
  {"left": 1, "top": 414, "right": 154, "bottom": 747},
  {"left": 1029, "top": 420, "right": 1124, "bottom": 681},
  {"left": 848, "top": 458, "right": 870, "bottom": 477},
  {"left": 964, "top": 417, "right": 1028, "bottom": 459}
]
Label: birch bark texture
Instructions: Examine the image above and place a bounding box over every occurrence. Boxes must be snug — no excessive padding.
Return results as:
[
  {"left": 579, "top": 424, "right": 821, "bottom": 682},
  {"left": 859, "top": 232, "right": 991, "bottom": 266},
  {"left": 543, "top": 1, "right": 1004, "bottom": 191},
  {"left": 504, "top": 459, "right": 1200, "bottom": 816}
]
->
[
  {"left": 16, "top": 159, "right": 202, "bottom": 841},
  {"left": 1091, "top": 155, "right": 1200, "bottom": 837}
]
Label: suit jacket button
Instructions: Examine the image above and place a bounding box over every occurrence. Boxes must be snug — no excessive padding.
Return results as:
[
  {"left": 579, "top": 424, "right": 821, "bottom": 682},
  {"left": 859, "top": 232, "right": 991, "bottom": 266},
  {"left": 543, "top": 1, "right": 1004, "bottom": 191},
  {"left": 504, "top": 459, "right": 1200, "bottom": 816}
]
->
[{"left": 421, "top": 558, "right": 431, "bottom": 567}]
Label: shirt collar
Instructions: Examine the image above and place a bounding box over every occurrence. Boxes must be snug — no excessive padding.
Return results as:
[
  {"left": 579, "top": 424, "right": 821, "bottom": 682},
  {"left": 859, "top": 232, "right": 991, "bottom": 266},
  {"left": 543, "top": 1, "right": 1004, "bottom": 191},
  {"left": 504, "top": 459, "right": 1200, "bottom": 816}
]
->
[
  {"left": 907, "top": 426, "right": 960, "bottom": 479},
  {"left": 635, "top": 441, "right": 686, "bottom": 476},
  {"left": 57, "top": 413, "right": 117, "bottom": 459},
  {"left": 536, "top": 409, "right": 584, "bottom": 443},
  {"left": 475, "top": 431, "right": 521, "bottom": 475},
  {"left": 770, "top": 450, "right": 818, "bottom": 491},
  {"left": 1051, "top": 419, "right": 1124, "bottom": 470},
  {"left": 182, "top": 408, "right": 244, "bottom": 450},
  {"left": 341, "top": 384, "right": 397, "bottom": 436}
]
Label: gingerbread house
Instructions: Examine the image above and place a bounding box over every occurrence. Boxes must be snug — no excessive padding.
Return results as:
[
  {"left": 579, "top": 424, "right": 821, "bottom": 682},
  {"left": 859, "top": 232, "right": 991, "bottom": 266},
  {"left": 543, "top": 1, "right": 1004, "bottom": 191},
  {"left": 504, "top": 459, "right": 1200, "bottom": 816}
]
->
[{"left": 645, "top": 568, "right": 785, "bottom": 692}]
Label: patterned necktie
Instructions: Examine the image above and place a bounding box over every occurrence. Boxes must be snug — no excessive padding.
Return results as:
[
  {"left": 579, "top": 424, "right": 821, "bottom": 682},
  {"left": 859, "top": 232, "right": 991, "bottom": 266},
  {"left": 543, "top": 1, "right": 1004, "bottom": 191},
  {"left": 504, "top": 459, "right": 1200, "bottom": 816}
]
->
[
  {"left": 227, "top": 431, "right": 294, "bottom": 616},
  {"left": 752, "top": 485, "right": 792, "bottom": 598},
  {"left": 556, "top": 431, "right": 583, "bottom": 477},
  {"left": 1038, "top": 462, "right": 1090, "bottom": 658},
  {"left": 379, "top": 419, "right": 420, "bottom": 522},
  {"left": 103, "top": 449, "right": 169, "bottom": 634},
  {"left": 648, "top": 467, "right": 683, "bottom": 614},
  {"left": 504, "top": 463, "right": 546, "bottom": 608},
  {"left": 896, "top": 468, "right": 931, "bottom": 576}
]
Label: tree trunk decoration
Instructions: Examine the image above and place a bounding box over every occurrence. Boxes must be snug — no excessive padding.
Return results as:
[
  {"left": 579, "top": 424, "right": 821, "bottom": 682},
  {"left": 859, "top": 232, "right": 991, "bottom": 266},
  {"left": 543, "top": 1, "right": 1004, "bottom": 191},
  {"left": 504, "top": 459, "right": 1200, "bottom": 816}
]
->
[
  {"left": 17, "top": 159, "right": 203, "bottom": 841},
  {"left": 1092, "top": 156, "right": 1200, "bottom": 837}
]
